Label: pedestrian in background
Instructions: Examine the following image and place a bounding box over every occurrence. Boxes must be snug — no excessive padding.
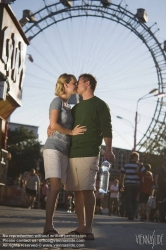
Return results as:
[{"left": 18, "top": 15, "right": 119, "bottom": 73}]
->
[
  {"left": 109, "top": 179, "right": 119, "bottom": 216},
  {"left": 120, "top": 152, "right": 141, "bottom": 221},
  {"left": 136, "top": 163, "right": 154, "bottom": 221},
  {"left": 24, "top": 168, "right": 40, "bottom": 209},
  {"left": 155, "top": 157, "right": 166, "bottom": 202}
]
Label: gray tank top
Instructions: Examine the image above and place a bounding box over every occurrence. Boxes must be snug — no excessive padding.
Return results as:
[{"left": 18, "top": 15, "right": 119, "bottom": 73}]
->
[{"left": 43, "top": 97, "right": 73, "bottom": 155}]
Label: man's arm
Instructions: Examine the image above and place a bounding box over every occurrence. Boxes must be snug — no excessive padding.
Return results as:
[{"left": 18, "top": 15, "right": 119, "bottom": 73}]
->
[
  {"left": 23, "top": 174, "right": 28, "bottom": 187},
  {"left": 36, "top": 175, "right": 40, "bottom": 192},
  {"left": 104, "top": 137, "right": 115, "bottom": 162},
  {"left": 135, "top": 164, "right": 141, "bottom": 174},
  {"left": 120, "top": 173, "right": 125, "bottom": 189},
  {"left": 99, "top": 102, "right": 115, "bottom": 163},
  {"left": 103, "top": 137, "right": 115, "bottom": 163},
  {"left": 50, "top": 110, "right": 86, "bottom": 136}
]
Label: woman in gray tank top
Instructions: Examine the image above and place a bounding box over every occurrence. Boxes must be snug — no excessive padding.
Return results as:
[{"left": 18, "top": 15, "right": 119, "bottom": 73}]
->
[{"left": 43, "top": 74, "right": 86, "bottom": 235}]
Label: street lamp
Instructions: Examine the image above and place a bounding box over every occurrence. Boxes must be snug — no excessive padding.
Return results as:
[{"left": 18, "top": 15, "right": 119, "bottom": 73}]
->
[
  {"left": 27, "top": 54, "right": 34, "bottom": 62},
  {"left": 133, "top": 89, "right": 166, "bottom": 151},
  {"left": 116, "top": 116, "right": 134, "bottom": 129}
]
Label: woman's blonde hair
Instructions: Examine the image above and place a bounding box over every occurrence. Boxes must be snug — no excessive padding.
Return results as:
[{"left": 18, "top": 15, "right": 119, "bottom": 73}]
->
[{"left": 55, "top": 73, "right": 77, "bottom": 96}]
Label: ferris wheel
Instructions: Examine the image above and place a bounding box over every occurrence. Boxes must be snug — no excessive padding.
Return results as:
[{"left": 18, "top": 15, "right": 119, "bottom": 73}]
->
[{"left": 16, "top": 0, "right": 166, "bottom": 152}]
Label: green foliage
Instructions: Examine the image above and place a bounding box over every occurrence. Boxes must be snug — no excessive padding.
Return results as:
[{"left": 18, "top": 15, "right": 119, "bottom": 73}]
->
[
  {"left": 7, "top": 126, "right": 43, "bottom": 177},
  {"left": 139, "top": 123, "right": 166, "bottom": 167},
  {"left": 140, "top": 152, "right": 162, "bottom": 172},
  {"left": 140, "top": 121, "right": 166, "bottom": 157}
]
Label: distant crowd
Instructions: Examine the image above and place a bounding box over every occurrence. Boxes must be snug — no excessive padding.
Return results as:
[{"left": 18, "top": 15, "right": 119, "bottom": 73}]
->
[{"left": 95, "top": 152, "right": 166, "bottom": 223}]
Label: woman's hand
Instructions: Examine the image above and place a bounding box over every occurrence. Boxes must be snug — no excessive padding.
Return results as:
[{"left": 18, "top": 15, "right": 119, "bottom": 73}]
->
[
  {"left": 47, "top": 125, "right": 55, "bottom": 137},
  {"left": 71, "top": 125, "right": 87, "bottom": 136},
  {"left": 47, "top": 124, "right": 87, "bottom": 136}
]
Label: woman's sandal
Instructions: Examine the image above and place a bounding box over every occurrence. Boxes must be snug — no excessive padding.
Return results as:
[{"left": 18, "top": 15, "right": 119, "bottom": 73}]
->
[
  {"left": 66, "top": 230, "right": 94, "bottom": 240},
  {"left": 43, "top": 229, "right": 59, "bottom": 236},
  {"left": 66, "top": 230, "right": 81, "bottom": 235}
]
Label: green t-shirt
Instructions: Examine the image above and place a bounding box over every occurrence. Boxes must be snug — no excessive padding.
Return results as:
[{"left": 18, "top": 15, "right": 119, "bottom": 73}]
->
[{"left": 70, "top": 96, "right": 112, "bottom": 158}]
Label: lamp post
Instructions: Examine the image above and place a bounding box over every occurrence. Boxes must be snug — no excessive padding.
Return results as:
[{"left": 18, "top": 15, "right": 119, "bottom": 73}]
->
[
  {"left": 116, "top": 116, "right": 134, "bottom": 129},
  {"left": 27, "top": 54, "right": 34, "bottom": 62},
  {"left": 133, "top": 89, "right": 166, "bottom": 151}
]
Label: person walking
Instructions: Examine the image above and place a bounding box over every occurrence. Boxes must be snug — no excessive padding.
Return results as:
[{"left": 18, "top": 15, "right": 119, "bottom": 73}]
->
[
  {"left": 136, "top": 164, "right": 154, "bottom": 221},
  {"left": 155, "top": 157, "right": 166, "bottom": 202},
  {"left": 43, "top": 73, "right": 86, "bottom": 235},
  {"left": 120, "top": 152, "right": 141, "bottom": 221},
  {"left": 109, "top": 179, "right": 119, "bottom": 216},
  {"left": 65, "top": 73, "right": 115, "bottom": 240},
  {"left": 24, "top": 168, "right": 40, "bottom": 209},
  {"left": 155, "top": 157, "right": 166, "bottom": 222}
]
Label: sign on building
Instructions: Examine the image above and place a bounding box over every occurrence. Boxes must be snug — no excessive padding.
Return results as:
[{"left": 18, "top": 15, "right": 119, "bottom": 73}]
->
[{"left": 0, "top": 4, "right": 29, "bottom": 120}]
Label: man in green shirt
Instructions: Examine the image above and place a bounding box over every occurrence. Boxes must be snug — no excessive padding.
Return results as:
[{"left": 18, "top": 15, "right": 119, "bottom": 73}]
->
[{"left": 66, "top": 74, "right": 115, "bottom": 240}]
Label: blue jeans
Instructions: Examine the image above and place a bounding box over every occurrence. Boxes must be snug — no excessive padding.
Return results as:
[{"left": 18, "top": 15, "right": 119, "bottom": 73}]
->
[{"left": 125, "top": 185, "right": 140, "bottom": 218}]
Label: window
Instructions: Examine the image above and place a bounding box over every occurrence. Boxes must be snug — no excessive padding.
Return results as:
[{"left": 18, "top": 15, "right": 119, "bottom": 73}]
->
[{"left": 118, "top": 150, "right": 127, "bottom": 170}]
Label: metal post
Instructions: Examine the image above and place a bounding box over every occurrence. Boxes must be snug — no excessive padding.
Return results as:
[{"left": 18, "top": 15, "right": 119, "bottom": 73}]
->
[{"left": 133, "top": 111, "right": 138, "bottom": 151}]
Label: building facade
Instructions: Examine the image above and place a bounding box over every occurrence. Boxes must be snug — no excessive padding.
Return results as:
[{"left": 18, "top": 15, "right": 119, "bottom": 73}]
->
[{"left": 0, "top": 3, "right": 29, "bottom": 185}]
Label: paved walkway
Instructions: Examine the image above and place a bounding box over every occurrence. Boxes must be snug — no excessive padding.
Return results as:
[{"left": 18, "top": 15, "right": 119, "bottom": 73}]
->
[{"left": 0, "top": 206, "right": 166, "bottom": 250}]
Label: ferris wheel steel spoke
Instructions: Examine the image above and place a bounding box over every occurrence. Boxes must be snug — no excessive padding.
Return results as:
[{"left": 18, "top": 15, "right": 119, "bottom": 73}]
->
[
  {"left": 100, "top": 50, "right": 150, "bottom": 84},
  {"left": 108, "top": 39, "right": 142, "bottom": 69},
  {"left": 108, "top": 52, "right": 151, "bottom": 78},
  {"left": 105, "top": 30, "right": 133, "bottom": 65},
  {"left": 24, "top": 84, "right": 51, "bottom": 90},
  {"left": 40, "top": 31, "right": 65, "bottom": 73},
  {"left": 94, "top": 34, "right": 141, "bottom": 78},
  {"left": 68, "top": 19, "right": 75, "bottom": 72},
  {"left": 99, "top": 83, "right": 156, "bottom": 92},
  {"left": 86, "top": 18, "right": 103, "bottom": 71},
  {"left": 25, "top": 72, "right": 55, "bottom": 84},
  {"left": 32, "top": 62, "right": 57, "bottom": 78},
  {"left": 52, "top": 24, "right": 70, "bottom": 73},
  {"left": 94, "top": 25, "right": 129, "bottom": 73},
  {"left": 29, "top": 43, "right": 58, "bottom": 72},
  {"left": 112, "top": 70, "right": 156, "bottom": 85},
  {"left": 80, "top": 17, "right": 89, "bottom": 73},
  {"left": 112, "top": 66, "right": 155, "bottom": 82},
  {"left": 91, "top": 18, "right": 114, "bottom": 63},
  {"left": 113, "top": 128, "right": 133, "bottom": 148}
]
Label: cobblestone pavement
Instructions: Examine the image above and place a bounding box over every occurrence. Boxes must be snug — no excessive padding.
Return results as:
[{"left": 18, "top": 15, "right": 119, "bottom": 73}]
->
[{"left": 0, "top": 206, "right": 166, "bottom": 250}]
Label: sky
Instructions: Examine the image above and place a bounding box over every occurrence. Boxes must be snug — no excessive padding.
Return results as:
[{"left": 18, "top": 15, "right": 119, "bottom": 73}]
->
[{"left": 10, "top": 0, "right": 166, "bottom": 151}]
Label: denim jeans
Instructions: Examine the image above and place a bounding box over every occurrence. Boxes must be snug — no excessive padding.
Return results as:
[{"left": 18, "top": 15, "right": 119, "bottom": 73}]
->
[{"left": 125, "top": 184, "right": 140, "bottom": 218}]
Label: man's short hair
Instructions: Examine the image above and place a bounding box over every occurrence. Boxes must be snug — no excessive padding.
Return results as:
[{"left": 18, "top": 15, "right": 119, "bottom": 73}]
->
[
  {"left": 79, "top": 73, "right": 97, "bottom": 91},
  {"left": 145, "top": 164, "right": 151, "bottom": 171},
  {"left": 130, "top": 152, "right": 139, "bottom": 160}
]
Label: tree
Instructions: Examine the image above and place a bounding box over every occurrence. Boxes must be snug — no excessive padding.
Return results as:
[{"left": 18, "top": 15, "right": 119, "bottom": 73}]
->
[
  {"left": 138, "top": 123, "right": 166, "bottom": 171},
  {"left": 7, "top": 126, "right": 43, "bottom": 178},
  {"left": 139, "top": 124, "right": 166, "bottom": 156}
]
